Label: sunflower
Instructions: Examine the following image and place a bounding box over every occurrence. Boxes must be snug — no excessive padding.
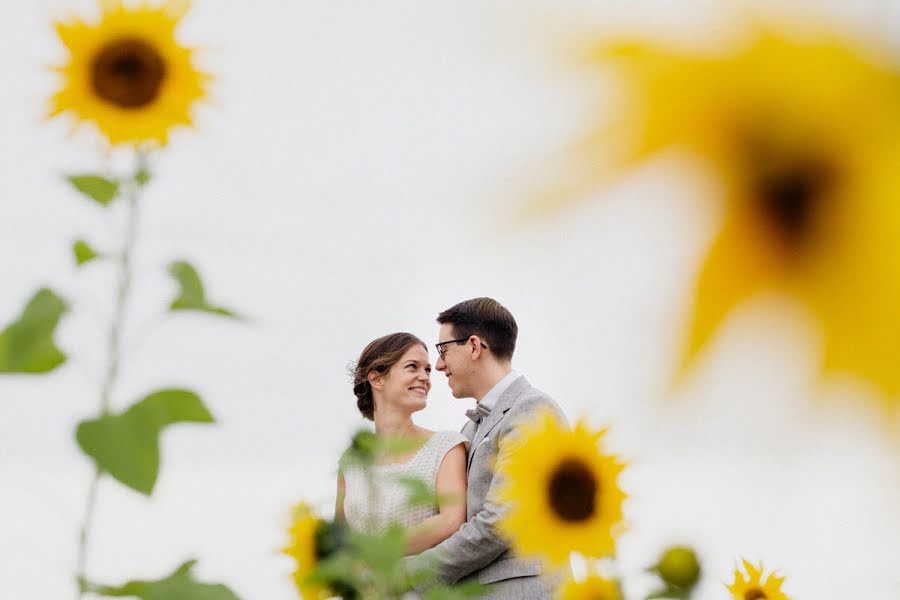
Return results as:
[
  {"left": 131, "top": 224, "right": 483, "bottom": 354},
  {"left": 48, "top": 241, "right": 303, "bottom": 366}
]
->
[
  {"left": 727, "top": 560, "right": 790, "bottom": 600},
  {"left": 49, "top": 0, "right": 208, "bottom": 146},
  {"left": 557, "top": 574, "right": 622, "bottom": 600},
  {"left": 541, "top": 19, "right": 900, "bottom": 409},
  {"left": 497, "top": 409, "right": 626, "bottom": 565},
  {"left": 281, "top": 502, "right": 331, "bottom": 600}
]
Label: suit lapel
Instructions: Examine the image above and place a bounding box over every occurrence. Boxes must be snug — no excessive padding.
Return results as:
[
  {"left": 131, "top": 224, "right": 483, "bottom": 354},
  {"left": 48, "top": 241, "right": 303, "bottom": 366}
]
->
[
  {"left": 461, "top": 419, "right": 477, "bottom": 443},
  {"left": 462, "top": 419, "right": 478, "bottom": 468},
  {"left": 467, "top": 376, "right": 529, "bottom": 470}
]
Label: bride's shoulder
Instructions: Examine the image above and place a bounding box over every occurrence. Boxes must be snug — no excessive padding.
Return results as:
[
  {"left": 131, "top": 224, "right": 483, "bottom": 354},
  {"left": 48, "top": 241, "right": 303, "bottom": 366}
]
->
[
  {"left": 432, "top": 429, "right": 468, "bottom": 448},
  {"left": 337, "top": 448, "right": 354, "bottom": 474}
]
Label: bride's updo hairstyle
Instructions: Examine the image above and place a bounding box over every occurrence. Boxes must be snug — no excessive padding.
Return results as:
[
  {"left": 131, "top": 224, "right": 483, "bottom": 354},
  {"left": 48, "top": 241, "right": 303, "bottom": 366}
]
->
[{"left": 351, "top": 332, "right": 427, "bottom": 421}]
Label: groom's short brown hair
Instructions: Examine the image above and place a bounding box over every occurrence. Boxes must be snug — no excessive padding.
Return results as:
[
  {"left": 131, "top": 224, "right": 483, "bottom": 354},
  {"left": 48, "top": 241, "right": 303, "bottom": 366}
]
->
[{"left": 437, "top": 297, "right": 517, "bottom": 361}]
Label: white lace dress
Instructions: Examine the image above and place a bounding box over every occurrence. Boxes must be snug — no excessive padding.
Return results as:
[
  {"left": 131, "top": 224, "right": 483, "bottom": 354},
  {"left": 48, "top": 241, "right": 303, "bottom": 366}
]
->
[{"left": 342, "top": 430, "right": 468, "bottom": 533}]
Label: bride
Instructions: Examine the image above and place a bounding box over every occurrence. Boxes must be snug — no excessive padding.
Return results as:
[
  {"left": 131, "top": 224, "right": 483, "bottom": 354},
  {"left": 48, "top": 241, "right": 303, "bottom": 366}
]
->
[{"left": 336, "top": 332, "right": 468, "bottom": 554}]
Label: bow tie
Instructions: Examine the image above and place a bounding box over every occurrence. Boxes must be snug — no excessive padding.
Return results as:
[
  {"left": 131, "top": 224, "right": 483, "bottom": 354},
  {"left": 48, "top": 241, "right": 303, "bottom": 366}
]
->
[{"left": 465, "top": 403, "right": 491, "bottom": 424}]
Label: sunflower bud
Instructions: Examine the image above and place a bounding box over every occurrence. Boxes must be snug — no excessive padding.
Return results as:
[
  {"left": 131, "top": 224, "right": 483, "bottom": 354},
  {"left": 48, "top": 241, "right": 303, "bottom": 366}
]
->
[
  {"left": 310, "top": 519, "right": 358, "bottom": 599},
  {"left": 314, "top": 519, "right": 348, "bottom": 560},
  {"left": 652, "top": 545, "right": 701, "bottom": 590}
]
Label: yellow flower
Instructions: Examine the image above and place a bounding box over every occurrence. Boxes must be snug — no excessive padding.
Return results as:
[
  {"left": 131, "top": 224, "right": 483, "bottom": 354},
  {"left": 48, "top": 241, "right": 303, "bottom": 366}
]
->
[
  {"left": 727, "top": 559, "right": 789, "bottom": 600},
  {"left": 557, "top": 574, "right": 622, "bottom": 600},
  {"left": 497, "top": 409, "right": 626, "bottom": 565},
  {"left": 282, "top": 502, "right": 330, "bottom": 600},
  {"left": 544, "top": 20, "right": 900, "bottom": 409},
  {"left": 49, "top": 0, "right": 209, "bottom": 146}
]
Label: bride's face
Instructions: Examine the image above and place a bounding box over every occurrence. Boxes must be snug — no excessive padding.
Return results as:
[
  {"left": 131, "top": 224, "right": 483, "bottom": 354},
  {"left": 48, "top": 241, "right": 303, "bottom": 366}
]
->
[{"left": 377, "top": 344, "right": 432, "bottom": 414}]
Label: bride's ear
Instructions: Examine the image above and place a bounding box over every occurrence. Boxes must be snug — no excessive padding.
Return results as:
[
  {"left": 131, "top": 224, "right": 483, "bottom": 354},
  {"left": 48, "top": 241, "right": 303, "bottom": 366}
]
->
[{"left": 368, "top": 370, "right": 384, "bottom": 391}]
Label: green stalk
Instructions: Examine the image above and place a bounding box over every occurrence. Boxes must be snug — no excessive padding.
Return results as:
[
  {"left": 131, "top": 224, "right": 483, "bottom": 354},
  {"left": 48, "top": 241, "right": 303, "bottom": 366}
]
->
[{"left": 74, "top": 151, "right": 148, "bottom": 599}]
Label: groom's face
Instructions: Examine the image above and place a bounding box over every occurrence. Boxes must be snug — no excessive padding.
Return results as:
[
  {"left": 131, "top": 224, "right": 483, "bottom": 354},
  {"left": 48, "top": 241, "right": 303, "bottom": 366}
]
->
[{"left": 436, "top": 323, "right": 472, "bottom": 399}]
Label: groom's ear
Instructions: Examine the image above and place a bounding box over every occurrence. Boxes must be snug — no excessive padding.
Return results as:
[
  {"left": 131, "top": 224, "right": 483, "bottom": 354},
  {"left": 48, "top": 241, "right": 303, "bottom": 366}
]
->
[
  {"left": 470, "top": 335, "right": 484, "bottom": 361},
  {"left": 368, "top": 370, "right": 384, "bottom": 391}
]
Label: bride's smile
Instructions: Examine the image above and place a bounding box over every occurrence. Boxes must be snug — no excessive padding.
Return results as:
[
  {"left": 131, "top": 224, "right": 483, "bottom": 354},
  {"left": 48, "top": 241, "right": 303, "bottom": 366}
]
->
[{"left": 375, "top": 344, "right": 432, "bottom": 413}]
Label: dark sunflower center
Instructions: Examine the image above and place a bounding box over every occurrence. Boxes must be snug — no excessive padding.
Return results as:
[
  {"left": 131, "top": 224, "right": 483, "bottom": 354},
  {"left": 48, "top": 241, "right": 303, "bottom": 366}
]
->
[
  {"left": 548, "top": 459, "right": 597, "bottom": 522},
  {"left": 744, "top": 587, "right": 767, "bottom": 600},
  {"left": 91, "top": 37, "right": 166, "bottom": 108},
  {"left": 755, "top": 160, "right": 833, "bottom": 245}
]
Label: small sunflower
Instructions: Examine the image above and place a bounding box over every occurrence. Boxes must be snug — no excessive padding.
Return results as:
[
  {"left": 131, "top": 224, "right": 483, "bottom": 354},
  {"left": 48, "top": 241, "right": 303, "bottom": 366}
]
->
[
  {"left": 50, "top": 0, "right": 208, "bottom": 146},
  {"left": 497, "top": 409, "right": 626, "bottom": 565},
  {"left": 557, "top": 574, "right": 622, "bottom": 600},
  {"left": 540, "top": 19, "right": 900, "bottom": 410},
  {"left": 281, "top": 502, "right": 331, "bottom": 600},
  {"left": 727, "top": 560, "right": 790, "bottom": 600}
]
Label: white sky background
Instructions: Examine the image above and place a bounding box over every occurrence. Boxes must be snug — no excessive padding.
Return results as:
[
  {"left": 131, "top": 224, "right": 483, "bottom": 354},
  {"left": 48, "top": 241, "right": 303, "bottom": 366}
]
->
[{"left": 2, "top": 0, "right": 900, "bottom": 599}]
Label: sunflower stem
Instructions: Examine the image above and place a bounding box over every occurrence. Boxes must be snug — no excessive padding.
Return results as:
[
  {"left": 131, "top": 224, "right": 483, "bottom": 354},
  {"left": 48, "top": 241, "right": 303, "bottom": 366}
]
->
[{"left": 74, "top": 150, "right": 147, "bottom": 599}]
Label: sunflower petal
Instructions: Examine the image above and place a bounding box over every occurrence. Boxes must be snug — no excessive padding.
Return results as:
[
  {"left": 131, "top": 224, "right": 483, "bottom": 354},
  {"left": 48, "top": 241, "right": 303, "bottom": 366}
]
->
[
  {"left": 678, "top": 211, "right": 783, "bottom": 378},
  {"left": 164, "top": 0, "right": 192, "bottom": 20},
  {"left": 99, "top": 0, "right": 123, "bottom": 14}
]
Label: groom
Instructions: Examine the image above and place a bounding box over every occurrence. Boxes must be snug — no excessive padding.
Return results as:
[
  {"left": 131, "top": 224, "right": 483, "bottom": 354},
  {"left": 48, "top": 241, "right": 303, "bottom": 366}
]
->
[{"left": 408, "top": 297, "right": 568, "bottom": 598}]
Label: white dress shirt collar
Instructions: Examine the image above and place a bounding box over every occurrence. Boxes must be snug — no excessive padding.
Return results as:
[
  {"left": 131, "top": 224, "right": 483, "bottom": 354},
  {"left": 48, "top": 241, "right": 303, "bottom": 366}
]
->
[{"left": 478, "top": 370, "right": 521, "bottom": 412}]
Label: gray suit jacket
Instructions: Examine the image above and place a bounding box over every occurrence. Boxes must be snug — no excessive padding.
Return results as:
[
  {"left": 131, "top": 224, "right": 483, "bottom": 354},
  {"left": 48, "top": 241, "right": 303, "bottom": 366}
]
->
[{"left": 408, "top": 376, "right": 569, "bottom": 599}]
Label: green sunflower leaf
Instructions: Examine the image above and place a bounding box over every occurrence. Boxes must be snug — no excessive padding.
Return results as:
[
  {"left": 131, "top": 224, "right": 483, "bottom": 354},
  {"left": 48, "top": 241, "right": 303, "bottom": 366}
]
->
[
  {"left": 80, "top": 559, "right": 241, "bottom": 600},
  {"left": 423, "top": 581, "right": 486, "bottom": 600},
  {"left": 0, "top": 288, "right": 68, "bottom": 373},
  {"left": 406, "top": 551, "right": 446, "bottom": 589},
  {"left": 135, "top": 167, "right": 152, "bottom": 187},
  {"left": 340, "top": 430, "right": 379, "bottom": 468},
  {"left": 351, "top": 525, "right": 406, "bottom": 579},
  {"left": 308, "top": 552, "right": 363, "bottom": 598},
  {"left": 393, "top": 475, "right": 449, "bottom": 509},
  {"left": 76, "top": 389, "right": 214, "bottom": 495},
  {"left": 66, "top": 175, "right": 120, "bottom": 206},
  {"left": 168, "top": 261, "right": 237, "bottom": 318},
  {"left": 376, "top": 434, "right": 422, "bottom": 456},
  {"left": 645, "top": 588, "right": 690, "bottom": 600},
  {"left": 73, "top": 239, "right": 100, "bottom": 266},
  {"left": 340, "top": 430, "right": 425, "bottom": 471}
]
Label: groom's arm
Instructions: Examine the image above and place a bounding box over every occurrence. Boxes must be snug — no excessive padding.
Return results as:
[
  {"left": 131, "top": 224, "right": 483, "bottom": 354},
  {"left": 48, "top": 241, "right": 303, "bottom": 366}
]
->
[
  {"left": 405, "top": 420, "right": 524, "bottom": 585},
  {"left": 406, "top": 396, "right": 568, "bottom": 586},
  {"left": 406, "top": 460, "right": 509, "bottom": 584}
]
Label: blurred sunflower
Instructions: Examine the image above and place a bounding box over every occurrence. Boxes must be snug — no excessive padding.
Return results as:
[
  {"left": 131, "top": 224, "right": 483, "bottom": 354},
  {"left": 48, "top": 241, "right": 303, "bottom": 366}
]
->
[
  {"left": 497, "top": 410, "right": 626, "bottom": 565},
  {"left": 557, "top": 574, "right": 622, "bottom": 600},
  {"left": 49, "top": 0, "right": 208, "bottom": 146},
  {"left": 544, "top": 20, "right": 900, "bottom": 408},
  {"left": 282, "top": 502, "right": 331, "bottom": 600},
  {"left": 727, "top": 560, "right": 789, "bottom": 600}
]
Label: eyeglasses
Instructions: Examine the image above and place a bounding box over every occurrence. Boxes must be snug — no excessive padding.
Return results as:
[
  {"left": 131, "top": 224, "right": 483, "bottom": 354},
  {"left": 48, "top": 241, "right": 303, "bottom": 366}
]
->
[{"left": 435, "top": 337, "right": 487, "bottom": 358}]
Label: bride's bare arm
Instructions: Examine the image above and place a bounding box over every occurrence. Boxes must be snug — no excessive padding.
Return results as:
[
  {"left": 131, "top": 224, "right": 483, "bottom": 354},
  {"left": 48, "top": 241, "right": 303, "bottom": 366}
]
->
[
  {"left": 405, "top": 443, "right": 468, "bottom": 555},
  {"left": 335, "top": 471, "right": 346, "bottom": 523}
]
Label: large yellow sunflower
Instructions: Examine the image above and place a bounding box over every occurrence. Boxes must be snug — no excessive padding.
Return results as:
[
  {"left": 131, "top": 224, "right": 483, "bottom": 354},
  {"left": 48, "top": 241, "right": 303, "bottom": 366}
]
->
[
  {"left": 541, "top": 19, "right": 900, "bottom": 410},
  {"left": 50, "top": 0, "right": 208, "bottom": 146},
  {"left": 726, "top": 560, "right": 790, "bottom": 600},
  {"left": 497, "top": 409, "right": 626, "bottom": 565},
  {"left": 557, "top": 574, "right": 622, "bottom": 600},
  {"left": 281, "top": 502, "right": 330, "bottom": 600}
]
